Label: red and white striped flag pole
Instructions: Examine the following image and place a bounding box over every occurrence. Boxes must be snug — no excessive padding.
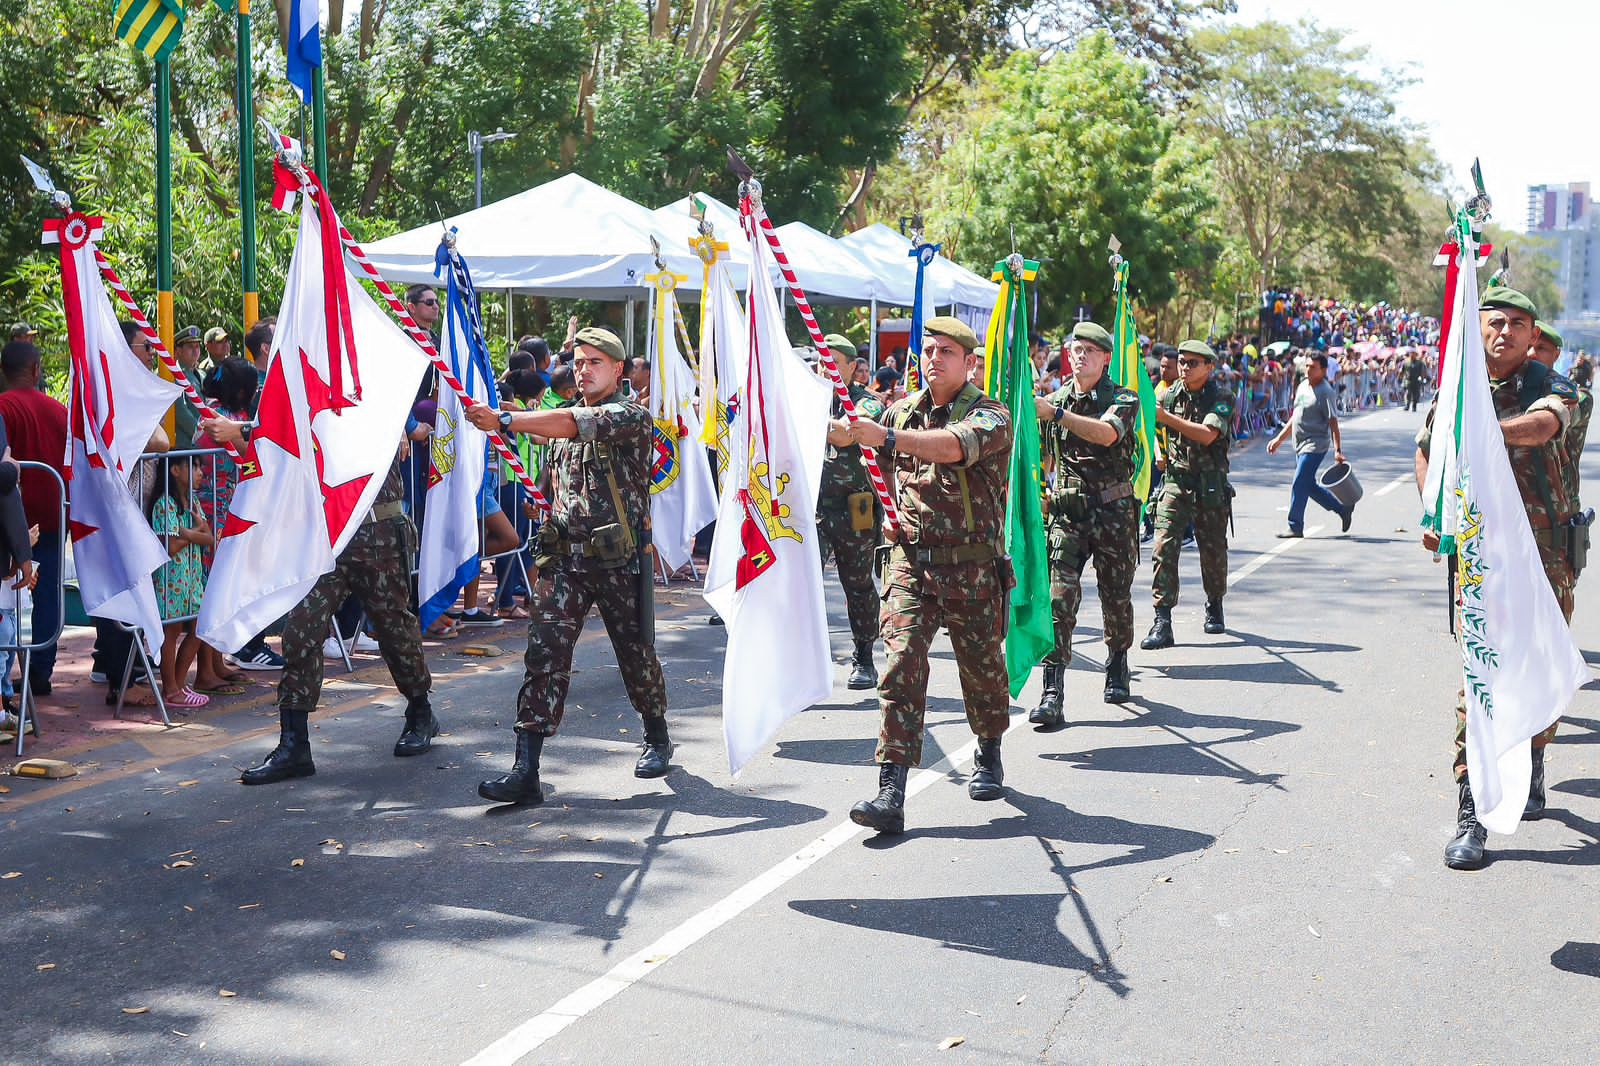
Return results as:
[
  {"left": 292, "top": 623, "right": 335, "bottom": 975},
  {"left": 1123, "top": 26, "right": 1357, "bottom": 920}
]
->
[
  {"left": 270, "top": 142, "right": 550, "bottom": 511},
  {"left": 731, "top": 154, "right": 900, "bottom": 532}
]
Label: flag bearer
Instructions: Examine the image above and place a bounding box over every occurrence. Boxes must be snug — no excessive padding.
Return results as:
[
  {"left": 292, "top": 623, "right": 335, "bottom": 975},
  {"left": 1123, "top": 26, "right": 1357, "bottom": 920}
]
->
[
  {"left": 814, "top": 332, "right": 886, "bottom": 690},
  {"left": 829, "top": 317, "right": 1013, "bottom": 834},
  {"left": 465, "top": 327, "right": 671, "bottom": 806},
  {"left": 1415, "top": 287, "right": 1582, "bottom": 869},
  {"left": 1029, "top": 321, "right": 1141, "bottom": 727}
]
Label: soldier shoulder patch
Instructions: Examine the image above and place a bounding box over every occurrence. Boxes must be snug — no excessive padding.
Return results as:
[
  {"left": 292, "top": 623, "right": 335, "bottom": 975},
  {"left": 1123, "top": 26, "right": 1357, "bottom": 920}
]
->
[
  {"left": 1113, "top": 388, "right": 1138, "bottom": 405},
  {"left": 1213, "top": 402, "right": 1233, "bottom": 418},
  {"left": 1549, "top": 375, "right": 1578, "bottom": 401},
  {"left": 966, "top": 408, "right": 1004, "bottom": 432}
]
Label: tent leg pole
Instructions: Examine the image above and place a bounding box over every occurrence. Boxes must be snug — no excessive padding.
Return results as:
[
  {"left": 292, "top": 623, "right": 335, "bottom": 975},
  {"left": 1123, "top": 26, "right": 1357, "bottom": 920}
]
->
[{"left": 870, "top": 298, "right": 878, "bottom": 370}]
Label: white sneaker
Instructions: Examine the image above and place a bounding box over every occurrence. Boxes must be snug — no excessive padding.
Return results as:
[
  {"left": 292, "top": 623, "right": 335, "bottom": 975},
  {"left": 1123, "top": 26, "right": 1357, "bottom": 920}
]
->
[
  {"left": 352, "top": 633, "right": 380, "bottom": 653},
  {"left": 322, "top": 637, "right": 346, "bottom": 659}
]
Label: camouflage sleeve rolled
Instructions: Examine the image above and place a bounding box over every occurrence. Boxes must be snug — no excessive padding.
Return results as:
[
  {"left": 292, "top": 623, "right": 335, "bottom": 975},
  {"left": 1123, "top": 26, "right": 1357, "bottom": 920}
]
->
[
  {"left": 572, "top": 400, "right": 648, "bottom": 445},
  {"left": 1201, "top": 390, "right": 1234, "bottom": 435},
  {"left": 1104, "top": 387, "right": 1139, "bottom": 441},
  {"left": 949, "top": 402, "right": 1012, "bottom": 469},
  {"left": 1415, "top": 398, "right": 1438, "bottom": 456}
]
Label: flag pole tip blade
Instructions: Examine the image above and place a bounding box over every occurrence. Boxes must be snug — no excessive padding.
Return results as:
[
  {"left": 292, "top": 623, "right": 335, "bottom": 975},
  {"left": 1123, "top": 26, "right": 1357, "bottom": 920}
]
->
[{"left": 726, "top": 149, "right": 754, "bottom": 181}]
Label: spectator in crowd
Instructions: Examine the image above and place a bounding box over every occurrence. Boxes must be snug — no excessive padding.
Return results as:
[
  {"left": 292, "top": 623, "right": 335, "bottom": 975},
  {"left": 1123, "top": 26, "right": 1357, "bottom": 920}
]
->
[
  {"left": 518, "top": 336, "right": 552, "bottom": 380},
  {"left": 10, "top": 322, "right": 39, "bottom": 346},
  {"left": 121, "top": 320, "right": 155, "bottom": 372},
  {"left": 871, "top": 365, "right": 902, "bottom": 403},
  {"left": 548, "top": 364, "right": 578, "bottom": 403},
  {"left": 555, "top": 315, "right": 580, "bottom": 363},
  {"left": 149, "top": 457, "right": 214, "bottom": 707},
  {"left": 0, "top": 415, "right": 36, "bottom": 726},
  {"left": 493, "top": 367, "right": 548, "bottom": 619},
  {"left": 1266, "top": 352, "right": 1353, "bottom": 537},
  {"left": 203, "top": 326, "right": 231, "bottom": 369},
  {"left": 190, "top": 358, "right": 258, "bottom": 695},
  {"left": 0, "top": 341, "right": 67, "bottom": 695},
  {"left": 625, "top": 357, "right": 651, "bottom": 403},
  {"left": 851, "top": 357, "right": 870, "bottom": 388},
  {"left": 243, "top": 316, "right": 276, "bottom": 401},
  {"left": 172, "top": 326, "right": 205, "bottom": 446}
]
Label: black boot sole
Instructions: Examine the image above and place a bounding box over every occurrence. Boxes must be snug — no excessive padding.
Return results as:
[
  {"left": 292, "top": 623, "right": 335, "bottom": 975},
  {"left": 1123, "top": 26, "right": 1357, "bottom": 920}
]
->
[
  {"left": 1140, "top": 637, "right": 1174, "bottom": 650},
  {"left": 241, "top": 762, "right": 316, "bottom": 786},
  {"left": 635, "top": 743, "right": 674, "bottom": 779},
  {"left": 1104, "top": 688, "right": 1130, "bottom": 704},
  {"left": 1027, "top": 709, "right": 1064, "bottom": 727},
  {"left": 968, "top": 780, "right": 1005, "bottom": 801},
  {"left": 477, "top": 779, "right": 544, "bottom": 805},
  {"left": 1203, "top": 624, "right": 1225, "bottom": 635},
  {"left": 846, "top": 675, "right": 877, "bottom": 690},
  {"left": 849, "top": 802, "right": 904, "bottom": 834},
  {"left": 1522, "top": 804, "right": 1547, "bottom": 821},
  {"left": 393, "top": 719, "right": 441, "bottom": 757}
]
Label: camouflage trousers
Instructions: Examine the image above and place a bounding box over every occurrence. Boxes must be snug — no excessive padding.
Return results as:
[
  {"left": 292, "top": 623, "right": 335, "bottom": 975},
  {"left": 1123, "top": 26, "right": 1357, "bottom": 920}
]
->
[
  {"left": 1150, "top": 485, "right": 1229, "bottom": 610},
  {"left": 1453, "top": 552, "right": 1576, "bottom": 780},
  {"left": 1044, "top": 496, "right": 1139, "bottom": 664},
  {"left": 817, "top": 494, "right": 880, "bottom": 644},
  {"left": 279, "top": 518, "right": 430, "bottom": 711},
  {"left": 876, "top": 561, "right": 1010, "bottom": 767},
  {"left": 518, "top": 561, "right": 666, "bottom": 737}
]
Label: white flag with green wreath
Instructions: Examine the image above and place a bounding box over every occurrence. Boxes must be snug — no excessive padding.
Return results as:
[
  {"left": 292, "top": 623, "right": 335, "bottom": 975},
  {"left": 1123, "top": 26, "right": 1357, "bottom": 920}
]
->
[{"left": 1421, "top": 211, "right": 1586, "bottom": 835}]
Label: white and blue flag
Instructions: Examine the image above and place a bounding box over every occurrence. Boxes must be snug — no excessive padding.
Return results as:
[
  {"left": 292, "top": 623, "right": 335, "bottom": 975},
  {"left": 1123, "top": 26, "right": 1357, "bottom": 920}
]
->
[
  {"left": 285, "top": 0, "right": 322, "bottom": 106},
  {"left": 417, "top": 233, "right": 496, "bottom": 632}
]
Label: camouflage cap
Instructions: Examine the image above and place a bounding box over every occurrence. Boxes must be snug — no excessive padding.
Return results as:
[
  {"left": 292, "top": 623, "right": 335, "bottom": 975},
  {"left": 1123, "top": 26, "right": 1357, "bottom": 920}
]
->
[
  {"left": 822, "top": 333, "right": 857, "bottom": 359},
  {"left": 1536, "top": 319, "right": 1564, "bottom": 348},
  {"left": 203, "top": 326, "right": 229, "bottom": 345},
  {"left": 574, "top": 326, "right": 626, "bottom": 362},
  {"left": 174, "top": 325, "right": 203, "bottom": 345},
  {"left": 924, "top": 315, "right": 980, "bottom": 353},
  {"left": 1177, "top": 339, "right": 1217, "bottom": 362},
  {"left": 1479, "top": 286, "right": 1538, "bottom": 319},
  {"left": 1070, "top": 321, "right": 1114, "bottom": 353},
  {"left": 9, "top": 322, "right": 37, "bottom": 339}
]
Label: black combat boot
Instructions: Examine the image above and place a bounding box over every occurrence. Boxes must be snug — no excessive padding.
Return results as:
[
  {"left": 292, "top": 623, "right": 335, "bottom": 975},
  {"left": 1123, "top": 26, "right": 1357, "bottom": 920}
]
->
[
  {"left": 1140, "top": 608, "right": 1175, "bottom": 650},
  {"left": 1524, "top": 746, "right": 1548, "bottom": 821},
  {"left": 635, "top": 715, "right": 674, "bottom": 778},
  {"left": 847, "top": 639, "right": 878, "bottom": 690},
  {"left": 968, "top": 737, "right": 1005, "bottom": 800},
  {"left": 1444, "top": 777, "right": 1487, "bottom": 870},
  {"left": 1203, "top": 600, "right": 1226, "bottom": 635},
  {"left": 1029, "top": 665, "right": 1065, "bottom": 728},
  {"left": 1103, "top": 651, "right": 1131, "bottom": 704},
  {"left": 393, "top": 696, "right": 440, "bottom": 757},
  {"left": 477, "top": 730, "right": 545, "bottom": 805},
  {"left": 850, "top": 763, "right": 908, "bottom": 834},
  {"left": 241, "top": 708, "right": 315, "bottom": 785}
]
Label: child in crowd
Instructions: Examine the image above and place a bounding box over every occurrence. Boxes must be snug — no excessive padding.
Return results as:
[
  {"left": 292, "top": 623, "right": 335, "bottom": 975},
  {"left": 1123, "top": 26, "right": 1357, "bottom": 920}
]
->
[{"left": 150, "top": 458, "right": 214, "bottom": 708}]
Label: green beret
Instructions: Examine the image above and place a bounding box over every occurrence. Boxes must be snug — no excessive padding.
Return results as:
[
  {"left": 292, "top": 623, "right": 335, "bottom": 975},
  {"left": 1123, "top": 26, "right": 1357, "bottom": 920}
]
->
[
  {"left": 1177, "top": 339, "right": 1216, "bottom": 361},
  {"left": 175, "top": 325, "right": 202, "bottom": 345},
  {"left": 1536, "top": 320, "right": 1564, "bottom": 348},
  {"left": 574, "top": 326, "right": 626, "bottom": 362},
  {"left": 1479, "top": 286, "right": 1538, "bottom": 319},
  {"left": 822, "top": 333, "right": 857, "bottom": 359},
  {"left": 923, "top": 315, "right": 980, "bottom": 353},
  {"left": 1071, "top": 321, "right": 1114, "bottom": 353}
]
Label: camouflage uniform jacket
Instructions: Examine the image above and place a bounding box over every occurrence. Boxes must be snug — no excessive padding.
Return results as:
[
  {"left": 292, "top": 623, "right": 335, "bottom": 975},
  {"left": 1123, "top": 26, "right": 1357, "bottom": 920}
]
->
[
  {"left": 1160, "top": 379, "right": 1233, "bottom": 477},
  {"left": 879, "top": 382, "right": 1013, "bottom": 601},
  {"left": 352, "top": 460, "right": 410, "bottom": 550},
  {"left": 545, "top": 388, "right": 651, "bottom": 571},
  {"left": 820, "top": 384, "right": 886, "bottom": 499},
  {"left": 1041, "top": 373, "right": 1138, "bottom": 496},
  {"left": 1417, "top": 362, "right": 1579, "bottom": 533},
  {"left": 1565, "top": 387, "right": 1593, "bottom": 503}
]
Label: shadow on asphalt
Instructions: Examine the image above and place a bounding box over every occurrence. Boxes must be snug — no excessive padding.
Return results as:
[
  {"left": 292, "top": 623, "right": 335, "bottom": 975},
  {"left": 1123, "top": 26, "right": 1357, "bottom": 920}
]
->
[
  {"left": 1487, "top": 807, "right": 1600, "bottom": 867},
  {"left": 793, "top": 788, "right": 1215, "bottom": 998},
  {"left": 1550, "top": 941, "right": 1600, "bottom": 978},
  {"left": 1553, "top": 718, "right": 1600, "bottom": 746},
  {"left": 1036, "top": 697, "right": 1293, "bottom": 787}
]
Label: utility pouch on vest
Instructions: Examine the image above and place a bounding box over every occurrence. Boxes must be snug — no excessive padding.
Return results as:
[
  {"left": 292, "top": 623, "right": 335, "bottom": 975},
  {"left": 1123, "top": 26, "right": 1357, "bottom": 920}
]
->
[
  {"left": 535, "top": 517, "right": 568, "bottom": 568},
  {"left": 1057, "top": 485, "right": 1089, "bottom": 523},
  {"left": 1569, "top": 509, "right": 1594, "bottom": 576},
  {"left": 874, "top": 543, "right": 894, "bottom": 584},
  {"left": 848, "top": 490, "right": 875, "bottom": 533},
  {"left": 588, "top": 523, "right": 632, "bottom": 567},
  {"left": 1196, "top": 470, "right": 1230, "bottom": 509}
]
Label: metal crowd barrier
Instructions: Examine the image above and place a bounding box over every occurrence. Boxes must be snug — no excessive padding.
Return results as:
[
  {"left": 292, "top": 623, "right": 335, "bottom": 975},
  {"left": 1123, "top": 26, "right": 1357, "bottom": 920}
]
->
[{"left": 6, "top": 462, "right": 66, "bottom": 756}]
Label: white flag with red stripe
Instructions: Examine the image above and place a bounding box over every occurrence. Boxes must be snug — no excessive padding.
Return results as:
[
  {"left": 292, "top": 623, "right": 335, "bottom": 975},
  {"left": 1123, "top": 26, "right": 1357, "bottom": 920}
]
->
[
  {"left": 703, "top": 212, "right": 833, "bottom": 774},
  {"left": 197, "top": 189, "right": 428, "bottom": 652},
  {"left": 45, "top": 212, "right": 182, "bottom": 658}
]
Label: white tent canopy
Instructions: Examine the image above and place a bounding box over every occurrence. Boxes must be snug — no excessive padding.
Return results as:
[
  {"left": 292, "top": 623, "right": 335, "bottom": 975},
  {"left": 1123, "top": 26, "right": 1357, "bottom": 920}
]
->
[
  {"left": 840, "top": 223, "right": 999, "bottom": 312},
  {"left": 361, "top": 173, "right": 702, "bottom": 299},
  {"left": 650, "top": 194, "right": 753, "bottom": 292},
  {"left": 770, "top": 221, "right": 883, "bottom": 306}
]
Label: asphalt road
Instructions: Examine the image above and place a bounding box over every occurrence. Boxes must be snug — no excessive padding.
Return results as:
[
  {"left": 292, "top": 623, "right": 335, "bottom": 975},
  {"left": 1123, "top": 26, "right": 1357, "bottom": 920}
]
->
[{"left": 5, "top": 399, "right": 1599, "bottom": 1065}]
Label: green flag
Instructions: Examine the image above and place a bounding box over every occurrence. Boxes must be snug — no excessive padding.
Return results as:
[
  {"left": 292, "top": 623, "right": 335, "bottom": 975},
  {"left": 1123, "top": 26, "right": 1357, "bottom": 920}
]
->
[
  {"left": 115, "top": 0, "right": 186, "bottom": 62},
  {"left": 1109, "top": 259, "right": 1157, "bottom": 510},
  {"left": 982, "top": 256, "right": 1053, "bottom": 697}
]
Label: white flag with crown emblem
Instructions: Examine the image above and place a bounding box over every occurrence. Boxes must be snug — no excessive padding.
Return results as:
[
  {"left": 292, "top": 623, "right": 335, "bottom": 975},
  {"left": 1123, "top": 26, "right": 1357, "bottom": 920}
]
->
[{"left": 645, "top": 271, "right": 718, "bottom": 572}]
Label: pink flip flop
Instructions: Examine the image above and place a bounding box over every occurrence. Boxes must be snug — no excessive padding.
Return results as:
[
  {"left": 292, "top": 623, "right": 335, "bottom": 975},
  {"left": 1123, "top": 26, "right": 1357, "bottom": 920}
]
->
[{"left": 166, "top": 688, "right": 211, "bottom": 708}]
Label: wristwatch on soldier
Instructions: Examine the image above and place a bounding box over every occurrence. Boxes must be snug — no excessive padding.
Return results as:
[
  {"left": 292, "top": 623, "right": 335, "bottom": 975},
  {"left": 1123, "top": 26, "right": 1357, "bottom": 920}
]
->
[
  {"left": 497, "top": 410, "right": 515, "bottom": 433},
  {"left": 883, "top": 428, "right": 896, "bottom": 452},
  {"left": 1052, "top": 406, "right": 1066, "bottom": 424}
]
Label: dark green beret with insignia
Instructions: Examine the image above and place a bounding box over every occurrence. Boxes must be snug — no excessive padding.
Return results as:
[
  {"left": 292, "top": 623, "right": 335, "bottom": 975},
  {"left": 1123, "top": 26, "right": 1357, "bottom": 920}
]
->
[
  {"left": 1479, "top": 286, "right": 1538, "bottom": 319},
  {"left": 1071, "top": 321, "right": 1114, "bottom": 352},
  {"left": 823, "top": 333, "right": 858, "bottom": 359},
  {"left": 575, "top": 326, "right": 626, "bottom": 361},
  {"left": 1177, "top": 339, "right": 1216, "bottom": 361},
  {"left": 924, "top": 315, "right": 980, "bottom": 353},
  {"left": 1536, "top": 319, "right": 1564, "bottom": 348}
]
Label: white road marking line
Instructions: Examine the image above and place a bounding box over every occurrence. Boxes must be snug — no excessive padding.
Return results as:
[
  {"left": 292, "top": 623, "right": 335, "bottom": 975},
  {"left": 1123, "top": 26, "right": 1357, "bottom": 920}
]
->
[
  {"left": 461, "top": 738, "right": 981, "bottom": 1066},
  {"left": 1373, "top": 473, "right": 1413, "bottom": 498},
  {"left": 1231, "top": 524, "right": 1323, "bottom": 584}
]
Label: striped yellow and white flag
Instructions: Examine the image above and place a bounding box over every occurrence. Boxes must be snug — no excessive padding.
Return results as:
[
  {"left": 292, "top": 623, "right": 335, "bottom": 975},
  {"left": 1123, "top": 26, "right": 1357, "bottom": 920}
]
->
[{"left": 115, "top": 0, "right": 187, "bottom": 62}]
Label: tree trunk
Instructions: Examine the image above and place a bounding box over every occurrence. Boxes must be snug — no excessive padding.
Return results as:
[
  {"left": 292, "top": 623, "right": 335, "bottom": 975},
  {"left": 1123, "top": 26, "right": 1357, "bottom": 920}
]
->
[
  {"left": 358, "top": 37, "right": 434, "bottom": 215},
  {"left": 831, "top": 161, "right": 875, "bottom": 236},
  {"left": 651, "top": 0, "right": 671, "bottom": 38}
]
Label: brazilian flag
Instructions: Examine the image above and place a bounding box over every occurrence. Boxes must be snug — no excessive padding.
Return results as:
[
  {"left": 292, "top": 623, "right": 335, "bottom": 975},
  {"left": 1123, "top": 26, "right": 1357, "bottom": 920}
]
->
[
  {"left": 983, "top": 256, "right": 1053, "bottom": 698},
  {"left": 116, "top": 0, "right": 187, "bottom": 62},
  {"left": 1109, "top": 258, "right": 1158, "bottom": 512}
]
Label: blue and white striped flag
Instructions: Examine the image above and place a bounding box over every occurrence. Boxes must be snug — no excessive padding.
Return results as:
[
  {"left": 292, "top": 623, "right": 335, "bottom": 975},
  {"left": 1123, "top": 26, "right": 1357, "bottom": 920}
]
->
[{"left": 285, "top": 0, "right": 321, "bottom": 105}]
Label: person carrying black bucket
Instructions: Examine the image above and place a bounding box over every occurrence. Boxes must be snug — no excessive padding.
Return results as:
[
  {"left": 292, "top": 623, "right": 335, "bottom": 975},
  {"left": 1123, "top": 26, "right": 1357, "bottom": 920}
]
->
[{"left": 1266, "top": 351, "right": 1354, "bottom": 538}]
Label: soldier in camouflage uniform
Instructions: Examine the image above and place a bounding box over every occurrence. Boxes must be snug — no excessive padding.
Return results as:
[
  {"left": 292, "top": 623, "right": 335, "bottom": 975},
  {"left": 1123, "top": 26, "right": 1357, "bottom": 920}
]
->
[
  {"left": 828, "top": 316, "right": 1013, "bottom": 834},
  {"left": 1029, "top": 321, "right": 1140, "bottom": 727},
  {"left": 467, "top": 327, "right": 671, "bottom": 807},
  {"left": 1419, "top": 289, "right": 1583, "bottom": 869},
  {"left": 1531, "top": 320, "right": 1592, "bottom": 507},
  {"left": 813, "top": 333, "right": 886, "bottom": 690},
  {"left": 233, "top": 450, "right": 438, "bottom": 785},
  {"left": 1141, "top": 340, "right": 1235, "bottom": 650}
]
